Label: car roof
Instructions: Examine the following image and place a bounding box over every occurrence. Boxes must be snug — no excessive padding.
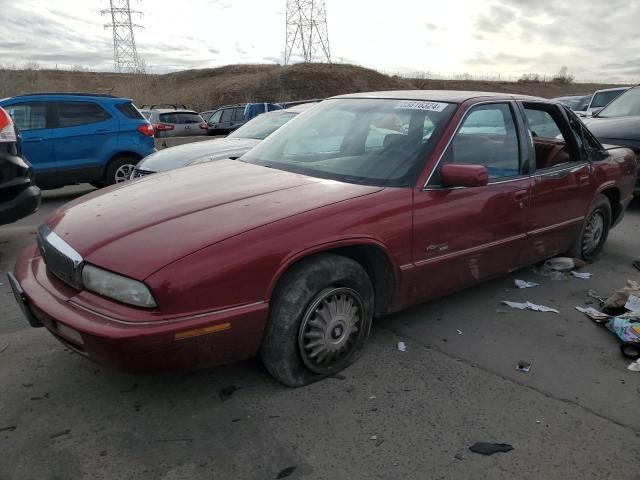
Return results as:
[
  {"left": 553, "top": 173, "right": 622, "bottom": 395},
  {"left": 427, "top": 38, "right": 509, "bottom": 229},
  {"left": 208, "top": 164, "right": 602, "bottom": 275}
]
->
[
  {"left": 593, "top": 86, "right": 631, "bottom": 94},
  {"left": 153, "top": 109, "right": 198, "bottom": 114},
  {"left": 331, "top": 90, "right": 545, "bottom": 103},
  {"left": 3, "top": 93, "right": 130, "bottom": 102}
]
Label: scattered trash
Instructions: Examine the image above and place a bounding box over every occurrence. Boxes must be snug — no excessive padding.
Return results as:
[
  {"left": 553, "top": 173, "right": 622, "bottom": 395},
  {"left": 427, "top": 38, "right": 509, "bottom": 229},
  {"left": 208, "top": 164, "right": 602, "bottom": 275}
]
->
[
  {"left": 397, "top": 341, "right": 407, "bottom": 352},
  {"left": 627, "top": 359, "right": 640, "bottom": 372},
  {"left": 515, "top": 279, "right": 539, "bottom": 289},
  {"left": 606, "top": 317, "right": 640, "bottom": 344},
  {"left": 369, "top": 396, "right": 376, "bottom": 400},
  {"left": 575, "top": 306, "right": 611, "bottom": 323},
  {"left": 625, "top": 295, "right": 640, "bottom": 312},
  {"left": 219, "top": 385, "right": 238, "bottom": 402},
  {"left": 571, "top": 271, "right": 593, "bottom": 279},
  {"left": 502, "top": 301, "right": 559, "bottom": 313},
  {"left": 369, "top": 435, "right": 378, "bottom": 440},
  {"left": 588, "top": 289, "right": 607, "bottom": 305},
  {"left": 633, "top": 259, "right": 640, "bottom": 272},
  {"left": 604, "top": 280, "right": 640, "bottom": 309},
  {"left": 456, "top": 329, "right": 463, "bottom": 335},
  {"left": 469, "top": 442, "right": 513, "bottom": 456},
  {"left": 516, "top": 361, "right": 531, "bottom": 373},
  {"left": 536, "top": 420, "right": 541, "bottom": 424},
  {"left": 545, "top": 257, "right": 586, "bottom": 272},
  {"left": 277, "top": 467, "right": 297, "bottom": 479}
]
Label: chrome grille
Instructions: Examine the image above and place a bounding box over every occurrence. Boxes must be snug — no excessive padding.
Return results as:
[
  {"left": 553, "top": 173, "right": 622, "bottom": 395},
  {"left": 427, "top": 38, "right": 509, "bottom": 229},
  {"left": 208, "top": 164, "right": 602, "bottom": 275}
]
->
[
  {"left": 131, "top": 167, "right": 156, "bottom": 179},
  {"left": 37, "top": 225, "right": 84, "bottom": 289}
]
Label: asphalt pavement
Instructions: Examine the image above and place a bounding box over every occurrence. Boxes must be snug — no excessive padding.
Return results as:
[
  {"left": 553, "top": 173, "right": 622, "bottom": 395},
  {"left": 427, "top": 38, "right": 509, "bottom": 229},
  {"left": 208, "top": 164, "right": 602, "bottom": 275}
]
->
[{"left": 1, "top": 186, "right": 639, "bottom": 480}]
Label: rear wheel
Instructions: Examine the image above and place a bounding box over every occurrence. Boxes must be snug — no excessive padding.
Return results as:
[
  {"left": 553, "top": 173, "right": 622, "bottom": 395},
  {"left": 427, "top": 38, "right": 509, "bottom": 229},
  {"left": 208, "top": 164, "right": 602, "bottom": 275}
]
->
[
  {"left": 105, "top": 157, "right": 138, "bottom": 186},
  {"left": 568, "top": 194, "right": 611, "bottom": 261},
  {"left": 261, "top": 254, "right": 374, "bottom": 387}
]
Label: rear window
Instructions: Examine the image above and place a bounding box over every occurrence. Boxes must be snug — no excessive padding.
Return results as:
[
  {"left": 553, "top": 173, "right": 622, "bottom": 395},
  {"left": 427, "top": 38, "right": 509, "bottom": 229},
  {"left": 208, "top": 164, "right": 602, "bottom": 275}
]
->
[
  {"left": 57, "top": 101, "right": 111, "bottom": 127},
  {"left": 175, "top": 113, "right": 203, "bottom": 124},
  {"left": 116, "top": 102, "right": 145, "bottom": 120},
  {"left": 159, "top": 113, "right": 178, "bottom": 124},
  {"left": 591, "top": 90, "right": 625, "bottom": 109}
]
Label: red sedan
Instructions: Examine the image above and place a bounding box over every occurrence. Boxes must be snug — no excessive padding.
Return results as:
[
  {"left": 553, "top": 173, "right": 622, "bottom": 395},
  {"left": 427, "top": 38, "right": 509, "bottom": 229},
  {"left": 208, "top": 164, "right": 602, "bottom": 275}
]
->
[{"left": 9, "top": 91, "right": 637, "bottom": 386}]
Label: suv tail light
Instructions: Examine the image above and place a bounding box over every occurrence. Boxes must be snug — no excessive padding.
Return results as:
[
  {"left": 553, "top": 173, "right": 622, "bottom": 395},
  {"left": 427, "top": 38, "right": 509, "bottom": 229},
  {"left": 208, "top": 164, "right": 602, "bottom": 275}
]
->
[
  {"left": 199, "top": 122, "right": 208, "bottom": 129},
  {"left": 137, "top": 123, "right": 155, "bottom": 137},
  {"left": 0, "top": 108, "right": 17, "bottom": 143},
  {"left": 154, "top": 123, "right": 175, "bottom": 132}
]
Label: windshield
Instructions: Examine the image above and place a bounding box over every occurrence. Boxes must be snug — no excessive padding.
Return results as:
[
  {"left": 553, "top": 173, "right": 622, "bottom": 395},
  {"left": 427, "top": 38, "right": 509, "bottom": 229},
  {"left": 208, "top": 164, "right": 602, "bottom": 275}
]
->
[
  {"left": 240, "top": 98, "right": 456, "bottom": 187},
  {"left": 229, "top": 111, "right": 298, "bottom": 140},
  {"left": 597, "top": 88, "right": 640, "bottom": 118}
]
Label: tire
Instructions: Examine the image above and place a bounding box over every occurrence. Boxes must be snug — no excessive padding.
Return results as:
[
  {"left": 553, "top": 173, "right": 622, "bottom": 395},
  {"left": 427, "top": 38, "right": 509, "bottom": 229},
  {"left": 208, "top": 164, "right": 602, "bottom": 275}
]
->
[
  {"left": 620, "top": 342, "right": 640, "bottom": 360},
  {"left": 567, "top": 194, "right": 611, "bottom": 262},
  {"left": 104, "top": 156, "right": 138, "bottom": 186},
  {"left": 261, "top": 253, "right": 374, "bottom": 387}
]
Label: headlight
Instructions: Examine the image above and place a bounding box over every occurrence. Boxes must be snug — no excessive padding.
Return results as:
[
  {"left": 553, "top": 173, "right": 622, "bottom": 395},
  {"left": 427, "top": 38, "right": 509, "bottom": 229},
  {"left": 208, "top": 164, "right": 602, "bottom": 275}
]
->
[{"left": 82, "top": 264, "right": 157, "bottom": 308}]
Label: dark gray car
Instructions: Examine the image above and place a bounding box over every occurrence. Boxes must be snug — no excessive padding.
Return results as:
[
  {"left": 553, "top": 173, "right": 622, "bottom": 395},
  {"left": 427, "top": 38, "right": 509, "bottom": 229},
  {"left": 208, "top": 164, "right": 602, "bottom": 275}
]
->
[{"left": 131, "top": 103, "right": 312, "bottom": 177}]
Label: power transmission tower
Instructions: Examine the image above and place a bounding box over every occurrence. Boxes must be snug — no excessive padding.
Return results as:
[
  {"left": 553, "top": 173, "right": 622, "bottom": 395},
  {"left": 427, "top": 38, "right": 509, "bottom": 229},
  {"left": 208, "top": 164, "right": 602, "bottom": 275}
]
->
[
  {"left": 102, "top": 0, "right": 145, "bottom": 74},
  {"left": 284, "top": 0, "right": 331, "bottom": 64}
]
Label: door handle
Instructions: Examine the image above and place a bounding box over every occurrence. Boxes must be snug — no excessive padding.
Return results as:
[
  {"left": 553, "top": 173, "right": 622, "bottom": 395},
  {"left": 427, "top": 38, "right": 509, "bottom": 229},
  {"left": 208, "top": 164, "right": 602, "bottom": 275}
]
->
[
  {"left": 24, "top": 137, "right": 43, "bottom": 142},
  {"left": 578, "top": 174, "right": 590, "bottom": 185},
  {"left": 514, "top": 190, "right": 529, "bottom": 209}
]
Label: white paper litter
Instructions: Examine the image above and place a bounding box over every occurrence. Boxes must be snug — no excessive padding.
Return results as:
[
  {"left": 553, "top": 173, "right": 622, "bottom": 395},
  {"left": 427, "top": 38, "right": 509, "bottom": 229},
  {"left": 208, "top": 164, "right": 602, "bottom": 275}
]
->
[
  {"left": 515, "top": 279, "right": 539, "bottom": 289},
  {"left": 502, "top": 301, "right": 559, "bottom": 313},
  {"left": 456, "top": 329, "right": 463, "bottom": 335},
  {"left": 627, "top": 359, "right": 640, "bottom": 372},
  {"left": 397, "top": 341, "right": 407, "bottom": 352},
  {"left": 624, "top": 295, "right": 640, "bottom": 312},
  {"left": 575, "top": 306, "right": 610, "bottom": 321},
  {"left": 571, "top": 271, "right": 593, "bottom": 279}
]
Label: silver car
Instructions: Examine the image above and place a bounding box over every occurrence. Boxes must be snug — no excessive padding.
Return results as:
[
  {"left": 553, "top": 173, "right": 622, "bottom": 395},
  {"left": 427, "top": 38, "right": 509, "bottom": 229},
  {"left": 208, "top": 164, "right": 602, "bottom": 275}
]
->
[
  {"left": 147, "top": 109, "right": 208, "bottom": 137},
  {"left": 131, "top": 103, "right": 313, "bottom": 177}
]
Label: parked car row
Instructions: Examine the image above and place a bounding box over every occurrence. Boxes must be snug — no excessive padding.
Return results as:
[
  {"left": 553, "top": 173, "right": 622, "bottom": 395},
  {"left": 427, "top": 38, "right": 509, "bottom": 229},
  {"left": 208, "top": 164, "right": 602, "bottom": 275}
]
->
[
  {"left": 7, "top": 90, "right": 638, "bottom": 387},
  {"left": 552, "top": 87, "right": 629, "bottom": 118}
]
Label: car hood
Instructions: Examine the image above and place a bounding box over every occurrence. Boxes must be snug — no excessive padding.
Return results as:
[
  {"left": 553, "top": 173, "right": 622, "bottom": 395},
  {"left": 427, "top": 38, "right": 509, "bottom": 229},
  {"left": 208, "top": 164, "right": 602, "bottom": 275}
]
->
[
  {"left": 138, "top": 137, "right": 261, "bottom": 172},
  {"left": 46, "top": 160, "right": 382, "bottom": 279},
  {"left": 584, "top": 116, "right": 640, "bottom": 142}
]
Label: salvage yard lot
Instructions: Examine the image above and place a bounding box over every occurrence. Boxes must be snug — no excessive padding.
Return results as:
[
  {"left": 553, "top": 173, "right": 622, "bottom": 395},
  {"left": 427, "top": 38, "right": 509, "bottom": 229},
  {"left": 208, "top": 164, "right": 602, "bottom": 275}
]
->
[{"left": 0, "top": 186, "right": 639, "bottom": 479}]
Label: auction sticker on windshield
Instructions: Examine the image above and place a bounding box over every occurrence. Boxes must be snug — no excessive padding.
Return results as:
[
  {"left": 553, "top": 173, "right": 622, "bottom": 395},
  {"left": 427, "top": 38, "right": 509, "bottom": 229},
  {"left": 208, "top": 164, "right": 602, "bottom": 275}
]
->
[{"left": 395, "top": 101, "right": 448, "bottom": 112}]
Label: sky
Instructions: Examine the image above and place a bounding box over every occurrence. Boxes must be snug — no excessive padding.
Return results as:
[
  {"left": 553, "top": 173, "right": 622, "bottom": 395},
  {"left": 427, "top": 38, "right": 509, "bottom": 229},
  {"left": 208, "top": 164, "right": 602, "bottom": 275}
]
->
[{"left": 0, "top": 0, "right": 638, "bottom": 83}]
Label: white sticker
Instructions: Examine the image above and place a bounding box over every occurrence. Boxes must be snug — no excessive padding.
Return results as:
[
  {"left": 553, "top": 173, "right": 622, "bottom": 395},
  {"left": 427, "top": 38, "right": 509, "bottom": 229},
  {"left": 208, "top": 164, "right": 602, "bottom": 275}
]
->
[{"left": 394, "top": 100, "right": 448, "bottom": 112}]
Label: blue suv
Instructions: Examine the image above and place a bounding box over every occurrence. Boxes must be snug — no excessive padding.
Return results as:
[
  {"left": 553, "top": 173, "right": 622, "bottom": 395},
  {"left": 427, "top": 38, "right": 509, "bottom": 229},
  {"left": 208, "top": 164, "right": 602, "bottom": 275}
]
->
[{"left": 0, "top": 93, "right": 155, "bottom": 188}]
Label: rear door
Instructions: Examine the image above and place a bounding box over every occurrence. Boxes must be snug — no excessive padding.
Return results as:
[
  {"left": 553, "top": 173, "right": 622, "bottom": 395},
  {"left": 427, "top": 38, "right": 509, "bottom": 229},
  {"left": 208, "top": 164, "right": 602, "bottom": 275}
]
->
[
  {"left": 158, "top": 113, "right": 182, "bottom": 136},
  {"left": 218, "top": 108, "right": 235, "bottom": 134},
  {"left": 4, "top": 101, "right": 57, "bottom": 184},
  {"left": 412, "top": 101, "right": 532, "bottom": 302},
  {"left": 519, "top": 101, "right": 596, "bottom": 263},
  {"left": 230, "top": 107, "right": 246, "bottom": 131},
  {"left": 51, "top": 100, "right": 118, "bottom": 181}
]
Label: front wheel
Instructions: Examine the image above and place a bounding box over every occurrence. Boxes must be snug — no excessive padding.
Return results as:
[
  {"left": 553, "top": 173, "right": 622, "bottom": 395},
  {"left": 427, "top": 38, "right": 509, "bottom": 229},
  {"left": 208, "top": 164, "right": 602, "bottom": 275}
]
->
[
  {"left": 568, "top": 194, "right": 611, "bottom": 262},
  {"left": 261, "top": 253, "right": 374, "bottom": 387},
  {"left": 105, "top": 157, "right": 138, "bottom": 186}
]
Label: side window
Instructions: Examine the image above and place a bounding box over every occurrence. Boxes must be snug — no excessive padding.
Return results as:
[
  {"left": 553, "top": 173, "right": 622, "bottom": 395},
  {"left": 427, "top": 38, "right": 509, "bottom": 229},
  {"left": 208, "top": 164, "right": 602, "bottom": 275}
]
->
[
  {"left": 57, "top": 101, "right": 111, "bottom": 128},
  {"left": 208, "top": 110, "right": 222, "bottom": 123},
  {"left": 233, "top": 107, "right": 245, "bottom": 122},
  {"left": 431, "top": 103, "right": 520, "bottom": 184},
  {"left": 524, "top": 105, "right": 576, "bottom": 171},
  {"left": 5, "top": 102, "right": 48, "bottom": 131},
  {"left": 220, "top": 109, "right": 234, "bottom": 122}
]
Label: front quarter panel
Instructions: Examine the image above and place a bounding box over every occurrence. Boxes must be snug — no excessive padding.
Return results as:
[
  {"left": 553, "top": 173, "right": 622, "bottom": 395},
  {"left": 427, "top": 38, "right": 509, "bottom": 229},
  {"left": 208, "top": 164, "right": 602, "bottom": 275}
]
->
[{"left": 145, "top": 188, "right": 413, "bottom": 317}]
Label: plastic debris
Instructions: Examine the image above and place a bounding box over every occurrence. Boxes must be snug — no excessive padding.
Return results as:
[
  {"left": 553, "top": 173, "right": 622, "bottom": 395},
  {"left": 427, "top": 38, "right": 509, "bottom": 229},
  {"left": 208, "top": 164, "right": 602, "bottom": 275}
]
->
[
  {"left": 397, "top": 341, "right": 407, "bottom": 352},
  {"left": 606, "top": 317, "right": 640, "bottom": 344},
  {"left": 575, "top": 306, "right": 611, "bottom": 322},
  {"left": 369, "top": 435, "right": 378, "bottom": 440},
  {"left": 516, "top": 361, "right": 531, "bottom": 372},
  {"left": 545, "top": 257, "right": 587, "bottom": 272},
  {"left": 502, "top": 301, "right": 559, "bottom": 313},
  {"left": 588, "top": 289, "right": 606, "bottom": 305},
  {"left": 515, "top": 279, "right": 539, "bottom": 289},
  {"left": 469, "top": 442, "right": 513, "bottom": 456},
  {"left": 604, "top": 280, "right": 640, "bottom": 309},
  {"left": 456, "top": 329, "right": 463, "bottom": 335},
  {"left": 627, "top": 359, "right": 640, "bottom": 372},
  {"left": 625, "top": 295, "right": 640, "bottom": 312},
  {"left": 571, "top": 271, "right": 593, "bottom": 279}
]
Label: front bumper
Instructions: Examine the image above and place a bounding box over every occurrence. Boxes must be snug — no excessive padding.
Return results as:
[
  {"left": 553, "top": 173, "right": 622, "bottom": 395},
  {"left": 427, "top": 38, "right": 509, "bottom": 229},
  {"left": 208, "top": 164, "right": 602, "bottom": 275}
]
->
[
  {"left": 10, "top": 245, "right": 269, "bottom": 374},
  {"left": 0, "top": 184, "right": 41, "bottom": 226}
]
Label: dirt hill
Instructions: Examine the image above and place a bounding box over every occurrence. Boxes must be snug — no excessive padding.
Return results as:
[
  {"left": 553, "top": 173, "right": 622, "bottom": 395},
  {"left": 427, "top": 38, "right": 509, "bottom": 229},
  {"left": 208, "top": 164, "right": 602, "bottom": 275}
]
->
[{"left": 0, "top": 63, "right": 622, "bottom": 112}]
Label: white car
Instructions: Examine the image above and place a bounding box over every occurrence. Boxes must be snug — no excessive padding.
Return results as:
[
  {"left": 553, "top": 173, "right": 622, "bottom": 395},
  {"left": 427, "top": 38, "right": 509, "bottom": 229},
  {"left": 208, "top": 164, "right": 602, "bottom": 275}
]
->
[{"left": 575, "top": 87, "right": 629, "bottom": 117}]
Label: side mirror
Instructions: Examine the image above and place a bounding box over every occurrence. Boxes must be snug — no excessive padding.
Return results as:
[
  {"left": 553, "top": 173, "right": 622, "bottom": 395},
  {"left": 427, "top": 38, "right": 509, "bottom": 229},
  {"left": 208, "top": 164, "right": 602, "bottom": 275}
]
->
[{"left": 441, "top": 164, "right": 489, "bottom": 188}]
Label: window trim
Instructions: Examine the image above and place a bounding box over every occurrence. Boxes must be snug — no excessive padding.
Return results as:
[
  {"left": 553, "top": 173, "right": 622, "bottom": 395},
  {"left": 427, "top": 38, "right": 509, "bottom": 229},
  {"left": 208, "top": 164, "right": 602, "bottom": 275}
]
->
[{"left": 422, "top": 100, "right": 526, "bottom": 191}]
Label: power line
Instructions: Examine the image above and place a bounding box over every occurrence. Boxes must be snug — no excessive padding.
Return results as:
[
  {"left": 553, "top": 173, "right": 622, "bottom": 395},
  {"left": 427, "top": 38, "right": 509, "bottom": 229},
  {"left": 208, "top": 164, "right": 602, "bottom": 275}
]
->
[
  {"left": 285, "top": 0, "right": 331, "bottom": 64},
  {"left": 102, "top": 0, "right": 145, "bottom": 74}
]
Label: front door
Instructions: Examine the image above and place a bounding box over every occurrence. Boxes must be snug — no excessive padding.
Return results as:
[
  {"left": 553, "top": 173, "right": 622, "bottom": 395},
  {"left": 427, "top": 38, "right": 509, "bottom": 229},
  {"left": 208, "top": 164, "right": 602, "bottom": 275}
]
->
[
  {"left": 519, "top": 102, "right": 597, "bottom": 263},
  {"left": 4, "top": 101, "right": 57, "bottom": 185},
  {"left": 411, "top": 102, "right": 532, "bottom": 302}
]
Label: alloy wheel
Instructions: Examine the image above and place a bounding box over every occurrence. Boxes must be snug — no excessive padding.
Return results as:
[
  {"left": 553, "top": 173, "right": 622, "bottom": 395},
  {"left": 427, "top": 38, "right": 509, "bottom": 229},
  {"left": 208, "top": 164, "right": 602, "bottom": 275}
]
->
[
  {"left": 582, "top": 210, "right": 605, "bottom": 257},
  {"left": 114, "top": 164, "right": 135, "bottom": 183}
]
